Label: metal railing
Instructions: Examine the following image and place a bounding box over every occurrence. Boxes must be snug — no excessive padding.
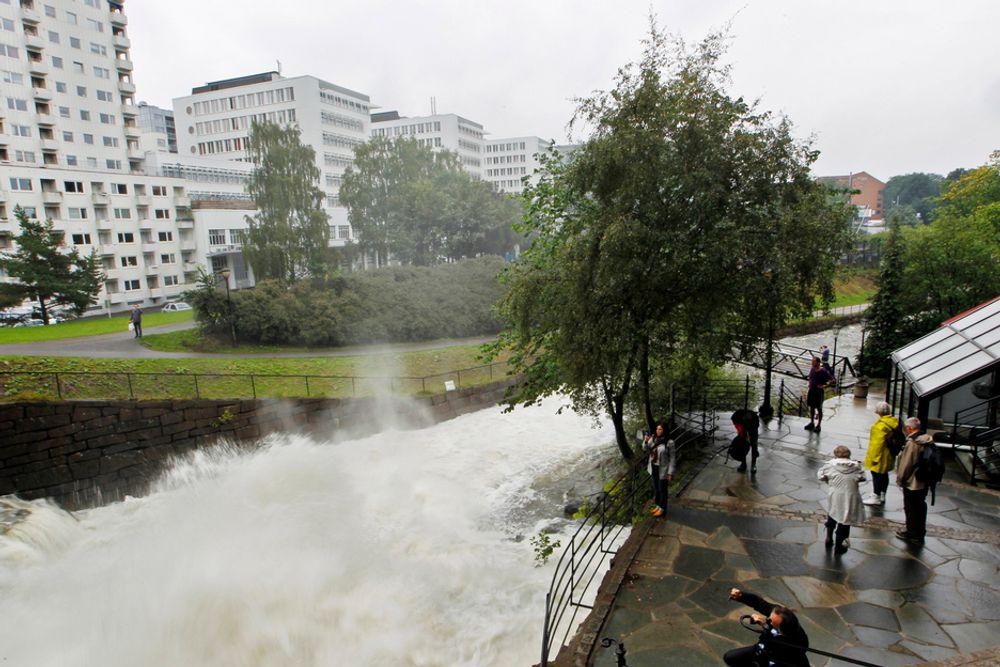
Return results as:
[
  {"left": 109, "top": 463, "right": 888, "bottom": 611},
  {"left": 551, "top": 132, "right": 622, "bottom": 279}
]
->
[
  {"left": 539, "top": 380, "right": 747, "bottom": 665},
  {"left": 0, "top": 361, "right": 514, "bottom": 401},
  {"left": 947, "top": 395, "right": 1000, "bottom": 484}
]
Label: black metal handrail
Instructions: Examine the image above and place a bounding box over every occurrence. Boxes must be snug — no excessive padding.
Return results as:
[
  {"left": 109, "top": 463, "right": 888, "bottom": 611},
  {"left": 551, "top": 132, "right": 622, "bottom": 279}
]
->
[
  {"left": 947, "top": 394, "right": 1000, "bottom": 484},
  {"left": 539, "top": 381, "right": 740, "bottom": 665},
  {"left": 0, "top": 361, "right": 513, "bottom": 401}
]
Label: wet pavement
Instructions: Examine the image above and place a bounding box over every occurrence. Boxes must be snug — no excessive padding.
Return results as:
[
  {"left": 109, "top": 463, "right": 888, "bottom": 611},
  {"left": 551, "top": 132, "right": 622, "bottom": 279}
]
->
[{"left": 586, "top": 392, "right": 1000, "bottom": 667}]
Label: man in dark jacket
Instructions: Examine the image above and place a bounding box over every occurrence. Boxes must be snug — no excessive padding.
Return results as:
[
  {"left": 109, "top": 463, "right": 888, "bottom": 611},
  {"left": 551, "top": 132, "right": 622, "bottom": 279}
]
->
[
  {"left": 129, "top": 304, "right": 143, "bottom": 338},
  {"left": 724, "top": 587, "right": 810, "bottom": 667}
]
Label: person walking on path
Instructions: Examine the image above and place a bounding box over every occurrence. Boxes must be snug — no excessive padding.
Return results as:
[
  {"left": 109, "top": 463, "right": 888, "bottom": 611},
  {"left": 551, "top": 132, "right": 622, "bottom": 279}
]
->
[
  {"left": 129, "top": 305, "right": 143, "bottom": 338},
  {"left": 820, "top": 344, "right": 831, "bottom": 372},
  {"left": 817, "top": 445, "right": 867, "bottom": 553},
  {"left": 644, "top": 421, "right": 676, "bottom": 518},
  {"left": 804, "top": 357, "right": 835, "bottom": 432},
  {"left": 730, "top": 409, "right": 760, "bottom": 473},
  {"left": 896, "top": 418, "right": 930, "bottom": 544},
  {"left": 863, "top": 402, "right": 899, "bottom": 506},
  {"left": 724, "top": 588, "right": 810, "bottom": 667}
]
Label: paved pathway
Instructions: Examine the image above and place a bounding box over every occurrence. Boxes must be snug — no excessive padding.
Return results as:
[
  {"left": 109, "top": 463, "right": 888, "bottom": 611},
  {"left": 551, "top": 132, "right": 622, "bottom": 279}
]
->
[
  {"left": 574, "top": 392, "right": 1000, "bottom": 667},
  {"left": 0, "top": 320, "right": 493, "bottom": 359}
]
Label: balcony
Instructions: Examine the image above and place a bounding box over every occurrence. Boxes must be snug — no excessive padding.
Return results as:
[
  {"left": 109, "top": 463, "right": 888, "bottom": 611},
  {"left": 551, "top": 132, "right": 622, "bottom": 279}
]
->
[
  {"left": 27, "top": 60, "right": 48, "bottom": 76},
  {"left": 107, "top": 293, "right": 126, "bottom": 305},
  {"left": 121, "top": 103, "right": 138, "bottom": 116},
  {"left": 176, "top": 219, "right": 194, "bottom": 230},
  {"left": 24, "top": 33, "right": 44, "bottom": 50},
  {"left": 117, "top": 79, "right": 136, "bottom": 95},
  {"left": 124, "top": 125, "right": 141, "bottom": 138},
  {"left": 181, "top": 241, "right": 196, "bottom": 252},
  {"left": 114, "top": 58, "right": 134, "bottom": 72},
  {"left": 32, "top": 87, "right": 52, "bottom": 102},
  {"left": 174, "top": 194, "right": 191, "bottom": 207},
  {"left": 127, "top": 146, "right": 144, "bottom": 160},
  {"left": 138, "top": 219, "right": 154, "bottom": 231},
  {"left": 112, "top": 34, "right": 131, "bottom": 49},
  {"left": 136, "top": 194, "right": 152, "bottom": 207},
  {"left": 40, "top": 190, "right": 62, "bottom": 204},
  {"left": 39, "top": 139, "right": 58, "bottom": 152},
  {"left": 20, "top": 7, "right": 40, "bottom": 24},
  {"left": 92, "top": 192, "right": 110, "bottom": 204},
  {"left": 35, "top": 110, "right": 54, "bottom": 125},
  {"left": 182, "top": 262, "right": 199, "bottom": 273},
  {"left": 147, "top": 288, "right": 163, "bottom": 299},
  {"left": 109, "top": 10, "right": 128, "bottom": 27},
  {"left": 96, "top": 219, "right": 114, "bottom": 230},
  {"left": 141, "top": 241, "right": 157, "bottom": 252},
  {"left": 144, "top": 265, "right": 159, "bottom": 276}
]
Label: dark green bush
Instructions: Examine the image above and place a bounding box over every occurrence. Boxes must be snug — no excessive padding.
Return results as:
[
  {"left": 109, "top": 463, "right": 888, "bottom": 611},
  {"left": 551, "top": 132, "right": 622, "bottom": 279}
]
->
[{"left": 199, "top": 256, "right": 506, "bottom": 346}]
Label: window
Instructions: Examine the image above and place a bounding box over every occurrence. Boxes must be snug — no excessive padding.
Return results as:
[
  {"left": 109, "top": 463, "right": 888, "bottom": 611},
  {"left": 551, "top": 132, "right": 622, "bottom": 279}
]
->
[
  {"left": 72, "top": 61, "right": 84, "bottom": 73},
  {"left": 14, "top": 150, "right": 35, "bottom": 163},
  {"left": 62, "top": 131, "right": 74, "bottom": 142},
  {"left": 65, "top": 155, "right": 78, "bottom": 166},
  {"left": 76, "top": 85, "right": 87, "bottom": 97},
  {"left": 6, "top": 97, "right": 27, "bottom": 111},
  {"left": 93, "top": 66, "right": 110, "bottom": 79},
  {"left": 58, "top": 106, "right": 70, "bottom": 118},
  {"left": 337, "top": 225, "right": 351, "bottom": 239},
  {"left": 102, "top": 136, "right": 118, "bottom": 147},
  {"left": 113, "top": 207, "right": 131, "bottom": 219},
  {"left": 157, "top": 231, "right": 173, "bottom": 242},
  {"left": 96, "top": 90, "right": 113, "bottom": 102},
  {"left": 69, "top": 36, "right": 81, "bottom": 49},
  {"left": 8, "top": 177, "right": 31, "bottom": 192},
  {"left": 66, "top": 11, "right": 78, "bottom": 25},
  {"left": 229, "top": 229, "right": 245, "bottom": 244},
  {"left": 44, "top": 5, "right": 56, "bottom": 18},
  {"left": 0, "top": 18, "right": 12, "bottom": 32},
  {"left": 68, "top": 207, "right": 88, "bottom": 220},
  {"left": 83, "top": 133, "right": 94, "bottom": 144},
  {"left": 151, "top": 185, "right": 167, "bottom": 196},
  {"left": 0, "top": 44, "right": 19, "bottom": 59},
  {"left": 111, "top": 183, "right": 127, "bottom": 194},
  {"left": 80, "top": 109, "right": 91, "bottom": 121},
  {"left": 51, "top": 55, "right": 63, "bottom": 68},
  {"left": 160, "top": 253, "right": 175, "bottom": 264},
  {"left": 154, "top": 209, "right": 170, "bottom": 220},
  {"left": 163, "top": 275, "right": 179, "bottom": 286},
  {"left": 124, "top": 279, "right": 140, "bottom": 291},
  {"left": 56, "top": 81, "right": 67, "bottom": 93},
  {"left": 87, "top": 18, "right": 104, "bottom": 33},
  {"left": 64, "top": 181, "right": 83, "bottom": 193},
  {"left": 90, "top": 43, "right": 106, "bottom": 56},
  {"left": 47, "top": 31, "right": 60, "bottom": 44},
  {"left": 120, "top": 256, "right": 138, "bottom": 267},
  {"left": 99, "top": 113, "right": 115, "bottom": 125},
  {"left": 208, "top": 229, "right": 225, "bottom": 245},
  {"left": 12, "top": 125, "right": 31, "bottom": 137},
  {"left": 105, "top": 159, "right": 121, "bottom": 170},
  {"left": 116, "top": 232, "right": 134, "bottom": 243},
  {"left": 86, "top": 157, "right": 98, "bottom": 168},
  {"left": 71, "top": 233, "right": 92, "bottom": 245},
  {"left": 1, "top": 70, "right": 23, "bottom": 84}
]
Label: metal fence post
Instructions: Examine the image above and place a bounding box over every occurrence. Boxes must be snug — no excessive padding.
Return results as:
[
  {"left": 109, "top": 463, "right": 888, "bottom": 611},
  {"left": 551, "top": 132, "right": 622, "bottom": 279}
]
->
[
  {"left": 304, "top": 376, "right": 311, "bottom": 397},
  {"left": 250, "top": 375, "right": 257, "bottom": 399},
  {"left": 351, "top": 376, "right": 356, "bottom": 396},
  {"left": 54, "top": 373, "right": 62, "bottom": 400},
  {"left": 777, "top": 379, "right": 785, "bottom": 423},
  {"left": 126, "top": 373, "right": 134, "bottom": 399},
  {"left": 193, "top": 374, "right": 200, "bottom": 399}
]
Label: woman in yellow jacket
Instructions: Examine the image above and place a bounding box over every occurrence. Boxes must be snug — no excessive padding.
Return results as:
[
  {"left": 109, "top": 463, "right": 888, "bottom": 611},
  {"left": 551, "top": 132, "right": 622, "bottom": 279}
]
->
[{"left": 863, "top": 401, "right": 899, "bottom": 505}]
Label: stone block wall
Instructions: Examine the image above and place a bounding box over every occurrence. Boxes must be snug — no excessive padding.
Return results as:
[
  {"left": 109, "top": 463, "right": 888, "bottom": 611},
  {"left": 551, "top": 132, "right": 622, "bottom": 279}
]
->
[{"left": 0, "top": 377, "right": 517, "bottom": 509}]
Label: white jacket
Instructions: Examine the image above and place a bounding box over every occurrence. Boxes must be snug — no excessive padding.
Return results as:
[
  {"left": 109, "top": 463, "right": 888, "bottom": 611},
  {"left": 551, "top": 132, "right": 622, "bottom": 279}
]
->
[{"left": 817, "top": 458, "right": 866, "bottom": 525}]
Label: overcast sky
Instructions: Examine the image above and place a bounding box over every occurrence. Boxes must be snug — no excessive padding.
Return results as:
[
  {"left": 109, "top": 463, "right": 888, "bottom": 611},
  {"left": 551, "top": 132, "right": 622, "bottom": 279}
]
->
[{"left": 126, "top": 0, "right": 999, "bottom": 181}]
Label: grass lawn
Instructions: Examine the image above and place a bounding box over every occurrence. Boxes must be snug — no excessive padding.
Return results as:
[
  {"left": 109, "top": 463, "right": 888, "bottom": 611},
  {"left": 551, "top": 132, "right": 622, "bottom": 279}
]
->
[
  {"left": 0, "top": 310, "right": 194, "bottom": 344},
  {"left": 0, "top": 344, "right": 510, "bottom": 401},
  {"left": 818, "top": 272, "right": 878, "bottom": 310}
]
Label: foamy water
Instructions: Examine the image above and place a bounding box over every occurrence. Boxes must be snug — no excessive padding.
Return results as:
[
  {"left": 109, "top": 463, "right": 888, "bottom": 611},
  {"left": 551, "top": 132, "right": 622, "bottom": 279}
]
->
[{"left": 0, "top": 397, "right": 615, "bottom": 666}]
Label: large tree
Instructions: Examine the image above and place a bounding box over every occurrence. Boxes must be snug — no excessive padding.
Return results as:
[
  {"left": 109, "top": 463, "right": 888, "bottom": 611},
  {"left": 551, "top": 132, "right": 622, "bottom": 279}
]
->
[
  {"left": 882, "top": 172, "right": 943, "bottom": 223},
  {"left": 492, "top": 25, "right": 853, "bottom": 459},
  {"left": 243, "top": 120, "right": 329, "bottom": 282},
  {"left": 340, "top": 137, "right": 521, "bottom": 266},
  {"left": 0, "top": 206, "right": 103, "bottom": 323}
]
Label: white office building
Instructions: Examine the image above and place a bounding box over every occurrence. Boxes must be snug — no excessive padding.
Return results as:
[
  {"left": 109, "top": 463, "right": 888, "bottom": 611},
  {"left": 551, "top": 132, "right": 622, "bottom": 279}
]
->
[
  {"left": 173, "top": 72, "right": 370, "bottom": 247},
  {"left": 370, "top": 111, "right": 485, "bottom": 179},
  {"left": 483, "top": 136, "right": 551, "bottom": 194},
  {"left": 136, "top": 101, "right": 175, "bottom": 153},
  {"left": 0, "top": 0, "right": 200, "bottom": 312}
]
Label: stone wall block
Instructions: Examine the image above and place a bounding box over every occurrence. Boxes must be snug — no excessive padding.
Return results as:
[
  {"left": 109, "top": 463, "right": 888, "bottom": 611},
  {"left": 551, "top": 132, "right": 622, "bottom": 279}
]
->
[{"left": 0, "top": 406, "right": 25, "bottom": 422}]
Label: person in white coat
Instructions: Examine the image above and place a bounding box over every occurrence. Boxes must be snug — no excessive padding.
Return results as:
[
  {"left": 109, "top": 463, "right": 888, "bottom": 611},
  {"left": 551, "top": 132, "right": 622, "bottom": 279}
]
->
[{"left": 817, "top": 445, "right": 867, "bottom": 553}]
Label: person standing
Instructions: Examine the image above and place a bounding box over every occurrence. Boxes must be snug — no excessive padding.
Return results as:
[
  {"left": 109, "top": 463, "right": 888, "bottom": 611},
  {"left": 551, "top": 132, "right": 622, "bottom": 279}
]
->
[
  {"left": 804, "top": 357, "right": 835, "bottom": 432},
  {"left": 724, "top": 588, "right": 810, "bottom": 667},
  {"left": 129, "top": 304, "right": 143, "bottom": 338},
  {"left": 817, "top": 445, "right": 867, "bottom": 553},
  {"left": 863, "top": 402, "right": 899, "bottom": 506},
  {"left": 895, "top": 418, "right": 930, "bottom": 544},
  {"left": 730, "top": 409, "right": 760, "bottom": 473},
  {"left": 820, "top": 344, "right": 831, "bottom": 372},
  {"left": 646, "top": 421, "right": 676, "bottom": 517}
]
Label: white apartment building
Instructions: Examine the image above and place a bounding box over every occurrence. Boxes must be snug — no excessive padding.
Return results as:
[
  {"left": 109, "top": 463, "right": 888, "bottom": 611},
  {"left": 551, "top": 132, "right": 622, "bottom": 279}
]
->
[
  {"left": 483, "top": 136, "right": 550, "bottom": 194},
  {"left": 172, "top": 72, "right": 371, "bottom": 247},
  {"left": 370, "top": 111, "right": 485, "bottom": 179},
  {"left": 0, "top": 0, "right": 199, "bottom": 312}
]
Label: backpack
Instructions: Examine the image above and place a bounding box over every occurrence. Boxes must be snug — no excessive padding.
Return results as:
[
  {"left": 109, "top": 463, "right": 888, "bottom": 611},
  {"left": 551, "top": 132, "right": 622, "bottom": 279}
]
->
[
  {"left": 915, "top": 440, "right": 946, "bottom": 505},
  {"left": 728, "top": 434, "right": 750, "bottom": 461},
  {"left": 887, "top": 423, "right": 906, "bottom": 457}
]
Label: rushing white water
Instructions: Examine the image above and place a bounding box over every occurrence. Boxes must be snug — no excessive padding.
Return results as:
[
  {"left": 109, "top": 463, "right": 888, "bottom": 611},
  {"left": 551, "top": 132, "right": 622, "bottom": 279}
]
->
[{"left": 0, "top": 397, "right": 616, "bottom": 666}]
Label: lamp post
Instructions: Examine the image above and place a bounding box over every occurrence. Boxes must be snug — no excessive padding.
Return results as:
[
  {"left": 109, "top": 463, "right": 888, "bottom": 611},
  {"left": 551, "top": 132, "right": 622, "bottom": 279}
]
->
[
  {"left": 217, "top": 269, "right": 236, "bottom": 347},
  {"left": 831, "top": 324, "right": 842, "bottom": 385},
  {"left": 758, "top": 269, "right": 776, "bottom": 421}
]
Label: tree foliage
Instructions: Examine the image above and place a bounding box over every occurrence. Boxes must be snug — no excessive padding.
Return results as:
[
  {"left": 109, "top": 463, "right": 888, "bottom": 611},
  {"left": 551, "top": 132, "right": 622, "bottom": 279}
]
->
[
  {"left": 861, "top": 152, "right": 1000, "bottom": 375},
  {"left": 186, "top": 256, "right": 506, "bottom": 346},
  {"left": 243, "top": 120, "right": 330, "bottom": 282},
  {"left": 341, "top": 137, "right": 521, "bottom": 266},
  {"left": 490, "top": 24, "right": 854, "bottom": 459},
  {"left": 883, "top": 172, "right": 943, "bottom": 223},
  {"left": 0, "top": 206, "right": 103, "bottom": 322}
]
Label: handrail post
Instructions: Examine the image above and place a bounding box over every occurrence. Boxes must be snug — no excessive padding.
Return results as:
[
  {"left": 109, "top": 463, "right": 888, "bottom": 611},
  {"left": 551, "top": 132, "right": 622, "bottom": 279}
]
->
[{"left": 541, "top": 591, "right": 551, "bottom": 667}]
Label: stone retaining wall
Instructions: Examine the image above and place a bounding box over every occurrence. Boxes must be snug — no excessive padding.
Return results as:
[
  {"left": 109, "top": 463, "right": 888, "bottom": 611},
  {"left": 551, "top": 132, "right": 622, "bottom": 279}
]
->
[{"left": 0, "top": 377, "right": 517, "bottom": 509}]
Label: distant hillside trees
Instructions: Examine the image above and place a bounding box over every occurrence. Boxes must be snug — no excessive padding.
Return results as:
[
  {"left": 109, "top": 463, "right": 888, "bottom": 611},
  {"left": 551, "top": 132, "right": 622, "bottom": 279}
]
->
[{"left": 340, "top": 137, "right": 522, "bottom": 267}]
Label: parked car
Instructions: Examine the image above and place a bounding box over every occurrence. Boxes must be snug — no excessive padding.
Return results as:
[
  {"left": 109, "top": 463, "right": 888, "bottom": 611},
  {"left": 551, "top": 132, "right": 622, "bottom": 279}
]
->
[
  {"left": 13, "top": 319, "right": 45, "bottom": 327},
  {"left": 162, "top": 302, "right": 193, "bottom": 312}
]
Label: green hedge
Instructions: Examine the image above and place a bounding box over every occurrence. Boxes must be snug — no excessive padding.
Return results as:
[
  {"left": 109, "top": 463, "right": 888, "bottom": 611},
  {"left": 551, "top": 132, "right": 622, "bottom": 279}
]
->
[{"left": 192, "top": 256, "right": 507, "bottom": 347}]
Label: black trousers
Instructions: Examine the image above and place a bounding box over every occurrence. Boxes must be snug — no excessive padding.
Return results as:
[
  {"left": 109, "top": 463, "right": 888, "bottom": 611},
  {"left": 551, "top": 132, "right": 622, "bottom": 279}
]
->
[
  {"left": 132, "top": 322, "right": 142, "bottom": 337},
  {"left": 825, "top": 515, "right": 851, "bottom": 543},
  {"left": 723, "top": 645, "right": 762, "bottom": 666},
  {"left": 902, "top": 487, "right": 928, "bottom": 538},
  {"left": 871, "top": 472, "right": 889, "bottom": 496}
]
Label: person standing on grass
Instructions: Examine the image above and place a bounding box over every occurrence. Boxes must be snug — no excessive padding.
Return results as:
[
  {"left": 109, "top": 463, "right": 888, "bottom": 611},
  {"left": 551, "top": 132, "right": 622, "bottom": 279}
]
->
[
  {"left": 129, "top": 304, "right": 143, "bottom": 338},
  {"left": 817, "top": 445, "right": 867, "bottom": 553},
  {"left": 804, "top": 356, "right": 835, "bottom": 432},
  {"left": 863, "top": 402, "right": 898, "bottom": 506}
]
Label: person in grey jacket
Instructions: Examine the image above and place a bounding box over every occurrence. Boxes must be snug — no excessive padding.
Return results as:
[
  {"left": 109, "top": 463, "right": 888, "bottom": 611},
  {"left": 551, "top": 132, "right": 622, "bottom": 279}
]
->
[
  {"left": 644, "top": 421, "right": 676, "bottom": 518},
  {"left": 817, "top": 445, "right": 867, "bottom": 553},
  {"left": 895, "top": 420, "right": 930, "bottom": 543}
]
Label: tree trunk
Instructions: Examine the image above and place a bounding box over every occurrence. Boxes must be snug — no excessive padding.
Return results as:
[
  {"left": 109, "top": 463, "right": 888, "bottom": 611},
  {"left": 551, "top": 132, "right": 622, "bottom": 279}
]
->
[
  {"left": 38, "top": 298, "right": 49, "bottom": 325},
  {"left": 639, "top": 338, "right": 654, "bottom": 430},
  {"left": 607, "top": 391, "right": 632, "bottom": 461}
]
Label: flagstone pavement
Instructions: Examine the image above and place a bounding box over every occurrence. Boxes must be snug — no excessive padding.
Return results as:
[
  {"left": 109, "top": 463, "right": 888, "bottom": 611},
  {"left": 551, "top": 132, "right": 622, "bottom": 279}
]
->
[{"left": 581, "top": 392, "right": 1000, "bottom": 667}]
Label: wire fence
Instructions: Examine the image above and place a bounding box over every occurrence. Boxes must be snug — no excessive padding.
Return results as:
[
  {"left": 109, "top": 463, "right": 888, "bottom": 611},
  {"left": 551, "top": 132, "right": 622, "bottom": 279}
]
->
[{"left": 0, "top": 361, "right": 515, "bottom": 401}]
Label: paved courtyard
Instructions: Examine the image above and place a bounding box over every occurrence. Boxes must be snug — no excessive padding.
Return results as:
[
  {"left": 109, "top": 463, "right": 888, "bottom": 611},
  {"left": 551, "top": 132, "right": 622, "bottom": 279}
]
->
[{"left": 587, "top": 392, "right": 1000, "bottom": 667}]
